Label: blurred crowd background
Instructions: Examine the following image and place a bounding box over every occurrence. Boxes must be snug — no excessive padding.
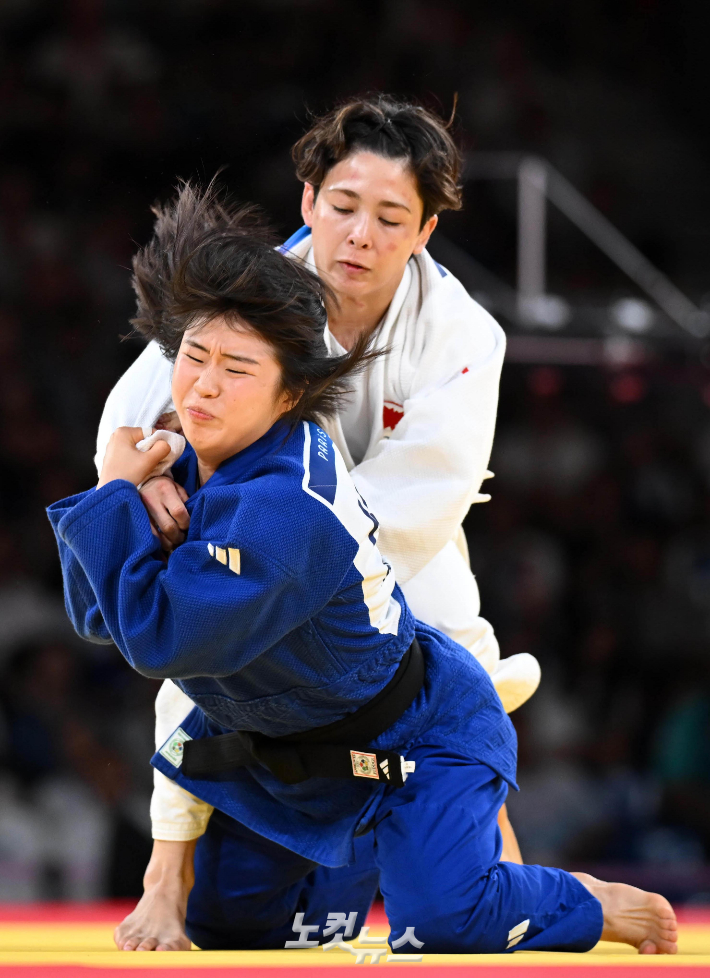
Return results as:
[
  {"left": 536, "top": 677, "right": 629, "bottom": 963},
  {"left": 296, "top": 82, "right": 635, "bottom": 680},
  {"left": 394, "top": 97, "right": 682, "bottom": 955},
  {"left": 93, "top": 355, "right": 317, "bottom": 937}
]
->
[{"left": 1, "top": 0, "right": 710, "bottom": 902}]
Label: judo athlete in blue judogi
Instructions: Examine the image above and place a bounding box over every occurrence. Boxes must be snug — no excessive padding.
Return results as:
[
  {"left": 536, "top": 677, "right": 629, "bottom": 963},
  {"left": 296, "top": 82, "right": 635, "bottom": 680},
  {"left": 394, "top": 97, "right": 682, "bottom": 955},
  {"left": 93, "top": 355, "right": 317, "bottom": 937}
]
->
[{"left": 47, "top": 185, "right": 677, "bottom": 956}]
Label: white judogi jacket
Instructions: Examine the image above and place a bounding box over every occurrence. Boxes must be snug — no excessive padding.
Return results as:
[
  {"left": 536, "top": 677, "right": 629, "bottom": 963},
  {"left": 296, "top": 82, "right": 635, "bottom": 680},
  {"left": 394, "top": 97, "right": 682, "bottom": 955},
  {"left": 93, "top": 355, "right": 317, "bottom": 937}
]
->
[{"left": 96, "top": 234, "right": 539, "bottom": 840}]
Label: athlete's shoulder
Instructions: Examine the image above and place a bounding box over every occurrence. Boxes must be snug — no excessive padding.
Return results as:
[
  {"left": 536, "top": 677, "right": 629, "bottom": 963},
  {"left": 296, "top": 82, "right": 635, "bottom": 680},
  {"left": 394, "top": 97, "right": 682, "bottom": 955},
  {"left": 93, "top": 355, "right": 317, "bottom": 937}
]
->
[
  {"left": 217, "top": 422, "right": 347, "bottom": 530},
  {"left": 250, "top": 420, "right": 379, "bottom": 557},
  {"left": 417, "top": 249, "right": 503, "bottom": 335},
  {"left": 263, "top": 420, "right": 352, "bottom": 525},
  {"left": 231, "top": 422, "right": 360, "bottom": 574},
  {"left": 300, "top": 420, "right": 340, "bottom": 508},
  {"left": 400, "top": 252, "right": 504, "bottom": 383}
]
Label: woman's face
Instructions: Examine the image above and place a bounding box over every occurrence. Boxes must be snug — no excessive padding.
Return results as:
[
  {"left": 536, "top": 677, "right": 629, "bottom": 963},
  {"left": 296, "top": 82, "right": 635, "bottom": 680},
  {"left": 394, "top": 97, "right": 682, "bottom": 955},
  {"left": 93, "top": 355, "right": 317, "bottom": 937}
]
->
[
  {"left": 301, "top": 151, "right": 438, "bottom": 303},
  {"left": 171, "top": 317, "right": 291, "bottom": 472}
]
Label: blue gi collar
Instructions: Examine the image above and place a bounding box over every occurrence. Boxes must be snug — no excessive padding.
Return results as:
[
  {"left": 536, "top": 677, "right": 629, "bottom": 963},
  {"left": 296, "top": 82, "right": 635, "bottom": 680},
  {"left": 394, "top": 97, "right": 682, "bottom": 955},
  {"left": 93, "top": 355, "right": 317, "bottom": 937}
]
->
[{"left": 173, "top": 420, "right": 294, "bottom": 499}]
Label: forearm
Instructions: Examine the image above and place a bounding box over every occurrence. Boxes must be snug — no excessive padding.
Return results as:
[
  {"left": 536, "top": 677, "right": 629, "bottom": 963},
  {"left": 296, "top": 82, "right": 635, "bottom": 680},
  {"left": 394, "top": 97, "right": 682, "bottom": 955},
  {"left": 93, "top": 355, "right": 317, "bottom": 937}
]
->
[
  {"left": 143, "top": 838, "right": 197, "bottom": 894},
  {"left": 54, "top": 480, "right": 306, "bottom": 680},
  {"left": 351, "top": 467, "right": 489, "bottom": 584},
  {"left": 348, "top": 393, "right": 499, "bottom": 585},
  {"left": 52, "top": 481, "right": 172, "bottom": 671},
  {"left": 152, "top": 680, "right": 213, "bottom": 841},
  {"left": 53, "top": 482, "right": 218, "bottom": 679}
]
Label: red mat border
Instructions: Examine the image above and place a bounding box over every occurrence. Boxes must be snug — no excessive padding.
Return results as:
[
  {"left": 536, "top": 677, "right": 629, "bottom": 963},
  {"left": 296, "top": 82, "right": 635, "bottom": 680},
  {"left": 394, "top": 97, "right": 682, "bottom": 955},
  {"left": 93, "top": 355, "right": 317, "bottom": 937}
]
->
[{"left": 0, "top": 904, "right": 136, "bottom": 923}]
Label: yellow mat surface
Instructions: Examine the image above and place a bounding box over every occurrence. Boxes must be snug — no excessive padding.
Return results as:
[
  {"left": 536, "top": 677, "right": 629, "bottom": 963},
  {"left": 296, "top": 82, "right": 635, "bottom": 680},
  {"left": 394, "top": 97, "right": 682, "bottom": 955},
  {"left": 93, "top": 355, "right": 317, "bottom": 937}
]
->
[{"left": 1, "top": 918, "right": 710, "bottom": 972}]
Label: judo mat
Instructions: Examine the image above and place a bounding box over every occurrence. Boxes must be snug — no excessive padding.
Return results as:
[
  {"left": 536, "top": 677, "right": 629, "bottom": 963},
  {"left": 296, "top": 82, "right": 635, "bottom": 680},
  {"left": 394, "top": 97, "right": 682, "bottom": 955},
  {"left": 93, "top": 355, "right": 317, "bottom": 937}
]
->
[{"left": 1, "top": 903, "right": 709, "bottom": 976}]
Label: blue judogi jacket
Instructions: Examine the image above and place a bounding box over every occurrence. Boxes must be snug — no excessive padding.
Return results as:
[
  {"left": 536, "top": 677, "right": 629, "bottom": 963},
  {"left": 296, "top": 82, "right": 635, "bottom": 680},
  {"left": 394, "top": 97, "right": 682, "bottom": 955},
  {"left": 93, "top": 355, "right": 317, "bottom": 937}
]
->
[{"left": 48, "top": 420, "right": 516, "bottom": 865}]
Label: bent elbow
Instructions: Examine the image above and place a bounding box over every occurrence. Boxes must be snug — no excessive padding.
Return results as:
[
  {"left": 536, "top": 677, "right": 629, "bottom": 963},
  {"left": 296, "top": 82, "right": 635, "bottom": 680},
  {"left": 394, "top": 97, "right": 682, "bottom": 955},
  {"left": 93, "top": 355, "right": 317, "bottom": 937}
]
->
[
  {"left": 131, "top": 659, "right": 177, "bottom": 681},
  {"left": 78, "top": 628, "right": 114, "bottom": 646},
  {"left": 69, "top": 607, "right": 113, "bottom": 646},
  {"left": 78, "top": 632, "right": 113, "bottom": 645},
  {"left": 129, "top": 653, "right": 193, "bottom": 681}
]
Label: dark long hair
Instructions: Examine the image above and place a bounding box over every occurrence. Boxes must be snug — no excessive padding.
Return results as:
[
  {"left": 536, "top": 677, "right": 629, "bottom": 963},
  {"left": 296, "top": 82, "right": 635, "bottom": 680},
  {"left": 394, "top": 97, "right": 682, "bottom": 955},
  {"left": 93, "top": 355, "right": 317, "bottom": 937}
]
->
[{"left": 131, "top": 180, "right": 378, "bottom": 426}]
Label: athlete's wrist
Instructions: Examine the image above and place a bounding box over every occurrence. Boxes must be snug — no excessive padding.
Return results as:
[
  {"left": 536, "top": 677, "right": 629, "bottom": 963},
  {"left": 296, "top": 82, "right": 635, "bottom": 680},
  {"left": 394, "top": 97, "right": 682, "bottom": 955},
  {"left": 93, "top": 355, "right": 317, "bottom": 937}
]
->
[
  {"left": 139, "top": 474, "right": 175, "bottom": 489},
  {"left": 143, "top": 839, "right": 197, "bottom": 894}
]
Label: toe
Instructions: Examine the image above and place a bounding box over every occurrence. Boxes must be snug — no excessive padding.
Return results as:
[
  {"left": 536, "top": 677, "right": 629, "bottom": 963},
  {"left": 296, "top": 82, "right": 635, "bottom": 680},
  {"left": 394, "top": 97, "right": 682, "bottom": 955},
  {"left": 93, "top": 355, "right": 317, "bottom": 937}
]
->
[
  {"left": 639, "top": 936, "right": 678, "bottom": 955},
  {"left": 136, "top": 938, "right": 159, "bottom": 951}
]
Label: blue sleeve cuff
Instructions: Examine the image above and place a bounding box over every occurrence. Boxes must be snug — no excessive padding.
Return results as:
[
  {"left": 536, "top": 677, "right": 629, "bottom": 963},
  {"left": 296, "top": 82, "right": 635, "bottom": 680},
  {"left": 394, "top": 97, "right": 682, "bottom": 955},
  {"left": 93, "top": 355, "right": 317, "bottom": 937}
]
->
[{"left": 48, "top": 480, "right": 146, "bottom": 545}]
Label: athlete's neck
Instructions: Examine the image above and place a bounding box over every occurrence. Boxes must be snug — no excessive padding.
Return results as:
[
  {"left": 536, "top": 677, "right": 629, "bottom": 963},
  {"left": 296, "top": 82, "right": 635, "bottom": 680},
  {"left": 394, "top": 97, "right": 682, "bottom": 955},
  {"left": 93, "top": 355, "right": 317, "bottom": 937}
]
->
[
  {"left": 196, "top": 459, "right": 216, "bottom": 487},
  {"left": 326, "top": 277, "right": 400, "bottom": 350}
]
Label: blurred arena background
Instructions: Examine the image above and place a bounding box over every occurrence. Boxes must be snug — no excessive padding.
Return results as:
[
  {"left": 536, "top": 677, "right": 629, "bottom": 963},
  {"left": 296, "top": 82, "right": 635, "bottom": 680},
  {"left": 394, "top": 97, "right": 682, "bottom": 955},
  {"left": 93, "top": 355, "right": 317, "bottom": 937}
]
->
[{"left": 1, "top": 0, "right": 710, "bottom": 906}]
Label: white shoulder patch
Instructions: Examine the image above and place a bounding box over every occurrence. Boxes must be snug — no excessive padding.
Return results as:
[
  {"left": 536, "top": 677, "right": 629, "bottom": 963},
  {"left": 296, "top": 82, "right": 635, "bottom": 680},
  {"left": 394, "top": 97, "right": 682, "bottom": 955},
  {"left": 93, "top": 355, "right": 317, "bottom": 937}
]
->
[{"left": 301, "top": 422, "right": 401, "bottom": 636}]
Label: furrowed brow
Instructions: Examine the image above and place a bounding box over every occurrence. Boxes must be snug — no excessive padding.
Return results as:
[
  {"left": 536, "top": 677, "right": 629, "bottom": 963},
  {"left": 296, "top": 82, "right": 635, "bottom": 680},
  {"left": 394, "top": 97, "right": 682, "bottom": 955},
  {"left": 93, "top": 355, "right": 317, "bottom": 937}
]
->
[
  {"left": 185, "top": 339, "right": 259, "bottom": 365},
  {"left": 224, "top": 353, "right": 259, "bottom": 365}
]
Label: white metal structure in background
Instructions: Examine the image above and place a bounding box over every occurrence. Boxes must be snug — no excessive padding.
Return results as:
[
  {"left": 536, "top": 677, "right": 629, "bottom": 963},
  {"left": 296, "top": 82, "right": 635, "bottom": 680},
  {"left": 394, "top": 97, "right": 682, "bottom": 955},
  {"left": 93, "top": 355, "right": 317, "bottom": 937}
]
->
[{"left": 464, "top": 153, "right": 710, "bottom": 339}]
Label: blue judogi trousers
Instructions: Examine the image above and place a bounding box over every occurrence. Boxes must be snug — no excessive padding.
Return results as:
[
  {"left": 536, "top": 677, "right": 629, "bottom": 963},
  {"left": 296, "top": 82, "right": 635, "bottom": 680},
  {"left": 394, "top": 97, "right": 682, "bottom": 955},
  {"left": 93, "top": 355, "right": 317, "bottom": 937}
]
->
[{"left": 186, "top": 746, "right": 603, "bottom": 953}]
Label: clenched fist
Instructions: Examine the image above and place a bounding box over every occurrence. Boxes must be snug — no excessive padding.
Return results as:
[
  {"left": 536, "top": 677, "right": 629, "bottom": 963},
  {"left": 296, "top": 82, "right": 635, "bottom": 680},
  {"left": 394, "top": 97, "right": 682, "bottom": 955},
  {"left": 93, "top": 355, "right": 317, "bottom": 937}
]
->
[{"left": 97, "top": 427, "right": 171, "bottom": 490}]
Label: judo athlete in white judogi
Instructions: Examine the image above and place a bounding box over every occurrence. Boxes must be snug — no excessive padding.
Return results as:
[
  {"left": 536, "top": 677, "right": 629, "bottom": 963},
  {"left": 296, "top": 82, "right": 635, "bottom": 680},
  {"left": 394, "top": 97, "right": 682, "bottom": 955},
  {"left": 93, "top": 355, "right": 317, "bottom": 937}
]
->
[{"left": 52, "top": 183, "right": 677, "bottom": 954}]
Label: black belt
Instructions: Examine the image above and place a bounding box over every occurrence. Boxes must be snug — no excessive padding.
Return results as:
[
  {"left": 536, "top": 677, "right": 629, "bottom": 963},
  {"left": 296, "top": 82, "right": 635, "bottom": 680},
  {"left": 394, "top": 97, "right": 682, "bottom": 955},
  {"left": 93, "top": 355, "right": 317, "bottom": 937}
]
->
[{"left": 181, "top": 638, "right": 424, "bottom": 789}]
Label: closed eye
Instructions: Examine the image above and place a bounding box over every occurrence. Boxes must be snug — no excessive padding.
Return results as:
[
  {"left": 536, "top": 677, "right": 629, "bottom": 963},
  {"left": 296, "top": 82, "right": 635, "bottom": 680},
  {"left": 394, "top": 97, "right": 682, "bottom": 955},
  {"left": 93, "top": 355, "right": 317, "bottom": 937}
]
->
[
  {"left": 185, "top": 353, "right": 204, "bottom": 363},
  {"left": 334, "top": 204, "right": 399, "bottom": 226}
]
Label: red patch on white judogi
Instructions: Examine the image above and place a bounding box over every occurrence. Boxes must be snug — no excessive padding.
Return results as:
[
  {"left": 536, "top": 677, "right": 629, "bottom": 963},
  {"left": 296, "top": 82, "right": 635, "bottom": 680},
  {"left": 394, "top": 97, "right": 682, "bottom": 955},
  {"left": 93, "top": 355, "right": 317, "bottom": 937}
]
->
[{"left": 383, "top": 401, "right": 404, "bottom": 432}]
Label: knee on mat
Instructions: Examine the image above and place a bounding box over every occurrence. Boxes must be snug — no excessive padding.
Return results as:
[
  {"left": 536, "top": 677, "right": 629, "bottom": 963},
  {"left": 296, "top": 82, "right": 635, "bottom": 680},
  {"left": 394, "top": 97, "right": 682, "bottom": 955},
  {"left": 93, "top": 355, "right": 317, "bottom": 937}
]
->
[
  {"left": 185, "top": 887, "right": 301, "bottom": 951},
  {"left": 186, "top": 913, "right": 293, "bottom": 951}
]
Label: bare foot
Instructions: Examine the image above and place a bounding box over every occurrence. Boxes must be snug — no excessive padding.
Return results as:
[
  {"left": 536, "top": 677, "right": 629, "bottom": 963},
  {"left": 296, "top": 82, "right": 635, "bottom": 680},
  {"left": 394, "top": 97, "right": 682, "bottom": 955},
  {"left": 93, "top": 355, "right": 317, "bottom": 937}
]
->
[
  {"left": 572, "top": 872, "right": 678, "bottom": 955},
  {"left": 114, "top": 882, "right": 192, "bottom": 951}
]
